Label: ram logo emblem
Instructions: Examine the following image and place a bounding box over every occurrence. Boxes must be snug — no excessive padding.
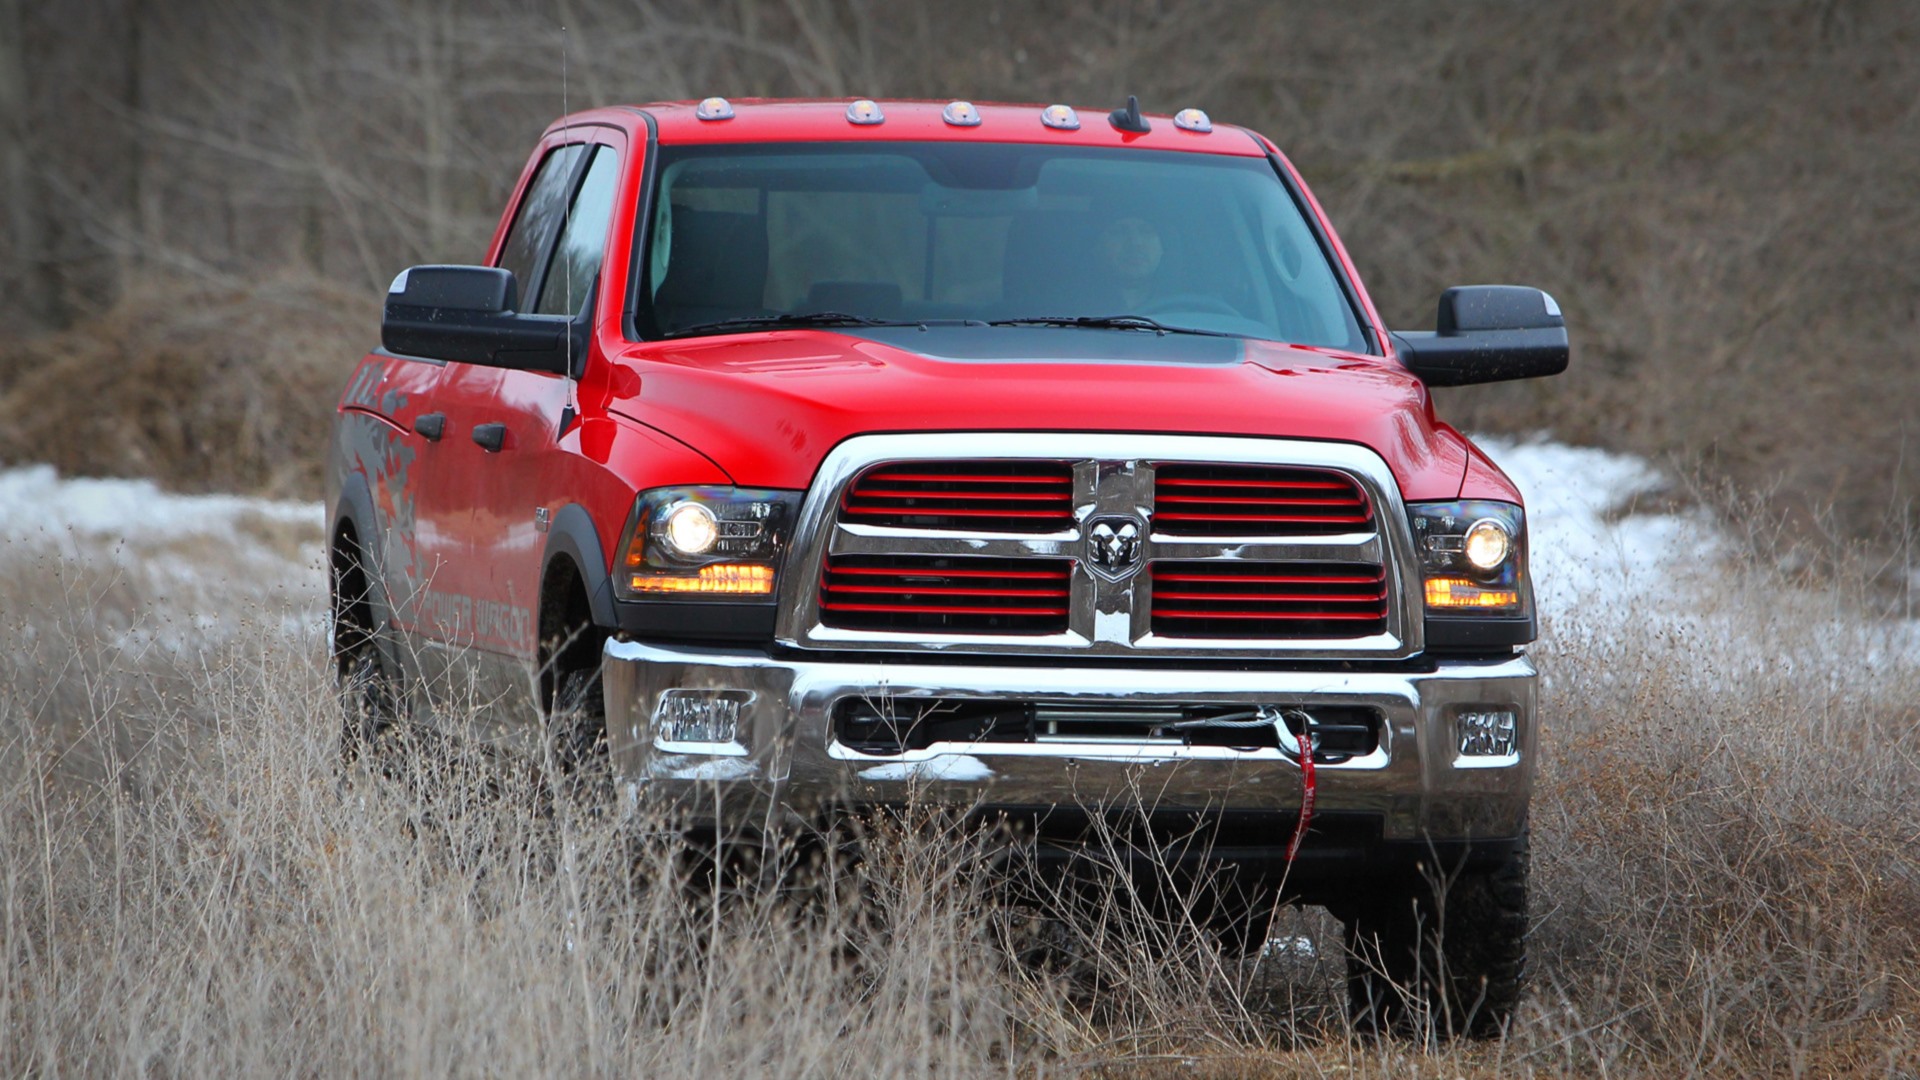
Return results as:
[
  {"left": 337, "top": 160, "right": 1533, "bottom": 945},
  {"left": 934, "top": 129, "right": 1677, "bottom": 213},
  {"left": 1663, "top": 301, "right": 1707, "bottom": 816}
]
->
[{"left": 1086, "top": 518, "right": 1143, "bottom": 581}]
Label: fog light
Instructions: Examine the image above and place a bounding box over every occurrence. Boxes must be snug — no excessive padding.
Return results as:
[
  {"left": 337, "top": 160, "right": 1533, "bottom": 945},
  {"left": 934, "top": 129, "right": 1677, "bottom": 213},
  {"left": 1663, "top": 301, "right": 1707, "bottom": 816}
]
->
[
  {"left": 652, "top": 689, "right": 752, "bottom": 753},
  {"left": 1455, "top": 709, "right": 1518, "bottom": 757}
]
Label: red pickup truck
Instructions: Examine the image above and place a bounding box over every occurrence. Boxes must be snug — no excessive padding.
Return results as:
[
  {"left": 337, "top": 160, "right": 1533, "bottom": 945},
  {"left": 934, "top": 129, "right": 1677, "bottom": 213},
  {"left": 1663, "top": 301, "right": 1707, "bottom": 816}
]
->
[{"left": 327, "top": 97, "right": 1565, "bottom": 1036}]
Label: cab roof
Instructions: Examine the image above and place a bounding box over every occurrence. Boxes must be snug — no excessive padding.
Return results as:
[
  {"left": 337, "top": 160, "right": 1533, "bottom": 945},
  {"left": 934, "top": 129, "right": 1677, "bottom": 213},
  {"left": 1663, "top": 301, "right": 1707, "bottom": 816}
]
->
[{"left": 612, "top": 99, "right": 1270, "bottom": 156}]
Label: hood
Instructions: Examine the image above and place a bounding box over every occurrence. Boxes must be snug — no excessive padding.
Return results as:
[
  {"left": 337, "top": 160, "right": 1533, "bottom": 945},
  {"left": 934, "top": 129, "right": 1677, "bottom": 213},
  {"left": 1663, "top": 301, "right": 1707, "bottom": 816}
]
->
[{"left": 598, "top": 326, "right": 1472, "bottom": 500}]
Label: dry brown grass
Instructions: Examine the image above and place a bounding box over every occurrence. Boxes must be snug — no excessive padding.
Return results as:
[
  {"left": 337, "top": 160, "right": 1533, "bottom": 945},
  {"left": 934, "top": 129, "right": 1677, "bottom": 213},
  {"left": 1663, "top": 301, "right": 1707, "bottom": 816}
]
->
[
  {"left": 0, "top": 274, "right": 371, "bottom": 499},
  {"left": 4, "top": 518, "right": 1919, "bottom": 1077}
]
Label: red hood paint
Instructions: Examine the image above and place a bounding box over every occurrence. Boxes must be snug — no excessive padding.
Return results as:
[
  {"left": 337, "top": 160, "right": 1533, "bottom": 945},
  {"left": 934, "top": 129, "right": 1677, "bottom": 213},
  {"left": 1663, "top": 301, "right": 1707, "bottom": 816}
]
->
[{"left": 595, "top": 330, "right": 1479, "bottom": 502}]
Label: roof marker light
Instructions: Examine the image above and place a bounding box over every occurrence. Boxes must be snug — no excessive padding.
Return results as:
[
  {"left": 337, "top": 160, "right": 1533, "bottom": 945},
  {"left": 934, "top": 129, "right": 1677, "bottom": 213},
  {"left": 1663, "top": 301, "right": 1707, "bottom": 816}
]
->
[
  {"left": 1041, "top": 104, "right": 1080, "bottom": 131},
  {"left": 695, "top": 97, "right": 735, "bottom": 121},
  {"left": 942, "top": 100, "right": 981, "bottom": 127},
  {"left": 846, "top": 99, "right": 885, "bottom": 125},
  {"left": 1173, "top": 107, "right": 1213, "bottom": 133}
]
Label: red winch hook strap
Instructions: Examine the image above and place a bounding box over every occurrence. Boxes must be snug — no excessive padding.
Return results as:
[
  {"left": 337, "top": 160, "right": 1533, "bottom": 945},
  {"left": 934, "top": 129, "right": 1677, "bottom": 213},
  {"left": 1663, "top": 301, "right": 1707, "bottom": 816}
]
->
[{"left": 1282, "top": 709, "right": 1317, "bottom": 863}]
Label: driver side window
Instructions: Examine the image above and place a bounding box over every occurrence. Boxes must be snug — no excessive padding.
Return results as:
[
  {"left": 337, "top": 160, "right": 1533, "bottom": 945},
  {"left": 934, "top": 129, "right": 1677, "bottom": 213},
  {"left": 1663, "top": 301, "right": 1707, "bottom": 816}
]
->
[
  {"left": 534, "top": 146, "right": 621, "bottom": 316},
  {"left": 495, "top": 143, "right": 587, "bottom": 310}
]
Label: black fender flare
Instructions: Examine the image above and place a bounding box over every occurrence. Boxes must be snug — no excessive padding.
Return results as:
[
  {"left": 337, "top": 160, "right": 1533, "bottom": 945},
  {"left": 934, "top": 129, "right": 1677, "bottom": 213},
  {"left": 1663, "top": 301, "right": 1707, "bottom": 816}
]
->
[{"left": 540, "top": 502, "right": 618, "bottom": 631}]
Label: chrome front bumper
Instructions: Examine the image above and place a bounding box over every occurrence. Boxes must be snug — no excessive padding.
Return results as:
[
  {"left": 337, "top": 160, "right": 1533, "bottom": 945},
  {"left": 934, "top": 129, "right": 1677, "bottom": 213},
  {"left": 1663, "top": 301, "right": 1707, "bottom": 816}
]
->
[{"left": 602, "top": 640, "right": 1535, "bottom": 843}]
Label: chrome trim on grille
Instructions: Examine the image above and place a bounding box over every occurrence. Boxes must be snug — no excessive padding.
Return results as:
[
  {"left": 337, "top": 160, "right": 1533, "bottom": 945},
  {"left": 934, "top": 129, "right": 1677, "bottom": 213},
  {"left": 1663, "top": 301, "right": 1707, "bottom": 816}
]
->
[{"left": 776, "top": 434, "right": 1421, "bottom": 659}]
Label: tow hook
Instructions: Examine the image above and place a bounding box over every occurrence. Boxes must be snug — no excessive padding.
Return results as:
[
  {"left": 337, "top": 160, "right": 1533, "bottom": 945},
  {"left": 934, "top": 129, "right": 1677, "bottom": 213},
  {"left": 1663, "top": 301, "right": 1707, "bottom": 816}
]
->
[{"left": 1267, "top": 705, "right": 1319, "bottom": 762}]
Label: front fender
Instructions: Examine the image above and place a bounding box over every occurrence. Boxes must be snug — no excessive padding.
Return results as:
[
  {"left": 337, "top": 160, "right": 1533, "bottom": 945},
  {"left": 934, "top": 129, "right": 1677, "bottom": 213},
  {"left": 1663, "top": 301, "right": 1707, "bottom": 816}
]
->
[{"left": 541, "top": 502, "right": 617, "bottom": 630}]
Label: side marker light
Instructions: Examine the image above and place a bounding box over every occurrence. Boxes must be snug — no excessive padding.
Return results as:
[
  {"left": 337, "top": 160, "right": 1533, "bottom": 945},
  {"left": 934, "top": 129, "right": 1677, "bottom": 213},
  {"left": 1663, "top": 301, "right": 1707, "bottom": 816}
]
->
[
  {"left": 846, "top": 99, "right": 885, "bottom": 125},
  {"left": 695, "top": 97, "right": 734, "bottom": 121}
]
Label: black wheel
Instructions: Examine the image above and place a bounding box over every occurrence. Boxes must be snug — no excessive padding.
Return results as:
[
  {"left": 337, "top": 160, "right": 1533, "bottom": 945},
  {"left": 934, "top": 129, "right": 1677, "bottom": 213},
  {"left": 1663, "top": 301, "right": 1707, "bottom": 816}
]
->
[
  {"left": 337, "top": 632, "right": 397, "bottom": 766},
  {"left": 331, "top": 535, "right": 400, "bottom": 767},
  {"left": 547, "top": 666, "right": 608, "bottom": 793},
  {"left": 1342, "top": 835, "right": 1529, "bottom": 1039}
]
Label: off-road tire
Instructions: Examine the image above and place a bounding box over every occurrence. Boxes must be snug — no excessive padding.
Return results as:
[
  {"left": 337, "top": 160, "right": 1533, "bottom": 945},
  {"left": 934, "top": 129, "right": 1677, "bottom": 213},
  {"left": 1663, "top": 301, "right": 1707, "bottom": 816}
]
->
[
  {"left": 548, "top": 666, "right": 609, "bottom": 797},
  {"left": 1342, "top": 834, "right": 1529, "bottom": 1039},
  {"left": 337, "top": 637, "right": 397, "bottom": 766}
]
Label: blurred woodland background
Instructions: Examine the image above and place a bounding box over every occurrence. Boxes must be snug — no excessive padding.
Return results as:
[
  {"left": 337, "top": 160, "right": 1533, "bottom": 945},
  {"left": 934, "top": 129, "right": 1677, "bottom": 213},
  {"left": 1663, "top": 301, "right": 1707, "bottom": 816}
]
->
[{"left": 2, "top": 0, "right": 1916, "bottom": 573}]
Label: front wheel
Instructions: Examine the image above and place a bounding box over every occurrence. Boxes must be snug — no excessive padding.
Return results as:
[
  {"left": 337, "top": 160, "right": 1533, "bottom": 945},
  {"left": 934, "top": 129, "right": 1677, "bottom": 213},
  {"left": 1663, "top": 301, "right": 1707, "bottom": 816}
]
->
[
  {"left": 337, "top": 636, "right": 398, "bottom": 766},
  {"left": 1342, "top": 834, "right": 1529, "bottom": 1039},
  {"left": 546, "top": 666, "right": 609, "bottom": 804}
]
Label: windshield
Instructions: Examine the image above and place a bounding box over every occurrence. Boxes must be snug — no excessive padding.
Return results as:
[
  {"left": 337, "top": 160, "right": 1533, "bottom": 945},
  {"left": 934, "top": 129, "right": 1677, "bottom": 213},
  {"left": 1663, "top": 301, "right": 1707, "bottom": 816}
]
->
[{"left": 639, "top": 141, "right": 1369, "bottom": 351}]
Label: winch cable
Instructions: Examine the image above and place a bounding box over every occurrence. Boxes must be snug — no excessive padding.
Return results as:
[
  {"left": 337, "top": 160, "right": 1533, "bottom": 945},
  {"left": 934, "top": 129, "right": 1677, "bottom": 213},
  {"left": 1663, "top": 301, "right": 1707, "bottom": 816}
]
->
[
  {"left": 1164, "top": 707, "right": 1319, "bottom": 862},
  {"left": 1164, "top": 710, "right": 1268, "bottom": 730}
]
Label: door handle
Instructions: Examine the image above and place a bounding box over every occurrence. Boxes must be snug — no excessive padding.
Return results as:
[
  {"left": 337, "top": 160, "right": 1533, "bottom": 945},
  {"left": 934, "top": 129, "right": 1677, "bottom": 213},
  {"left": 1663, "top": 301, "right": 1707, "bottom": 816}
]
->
[
  {"left": 472, "top": 422, "right": 507, "bottom": 452},
  {"left": 414, "top": 412, "right": 446, "bottom": 441}
]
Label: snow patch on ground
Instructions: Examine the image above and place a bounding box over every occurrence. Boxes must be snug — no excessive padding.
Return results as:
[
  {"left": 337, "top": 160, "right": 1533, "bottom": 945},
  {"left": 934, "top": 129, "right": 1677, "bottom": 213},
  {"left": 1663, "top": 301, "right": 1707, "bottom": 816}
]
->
[
  {"left": 1476, "top": 436, "right": 1718, "bottom": 620},
  {"left": 0, "top": 465, "right": 327, "bottom": 644},
  {"left": 1484, "top": 436, "right": 1920, "bottom": 674},
  {"left": 0, "top": 465, "right": 320, "bottom": 545}
]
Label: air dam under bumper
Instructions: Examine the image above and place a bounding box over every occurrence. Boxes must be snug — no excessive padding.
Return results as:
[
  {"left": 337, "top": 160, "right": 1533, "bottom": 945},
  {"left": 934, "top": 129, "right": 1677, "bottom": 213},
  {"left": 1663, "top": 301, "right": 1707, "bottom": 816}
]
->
[{"left": 603, "top": 640, "right": 1534, "bottom": 843}]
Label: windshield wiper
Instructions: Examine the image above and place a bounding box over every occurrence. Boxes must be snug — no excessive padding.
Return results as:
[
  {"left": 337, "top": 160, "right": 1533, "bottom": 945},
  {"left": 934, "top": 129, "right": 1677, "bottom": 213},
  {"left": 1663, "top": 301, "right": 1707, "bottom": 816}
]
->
[
  {"left": 988, "top": 315, "right": 1238, "bottom": 338},
  {"left": 665, "top": 311, "right": 909, "bottom": 337}
]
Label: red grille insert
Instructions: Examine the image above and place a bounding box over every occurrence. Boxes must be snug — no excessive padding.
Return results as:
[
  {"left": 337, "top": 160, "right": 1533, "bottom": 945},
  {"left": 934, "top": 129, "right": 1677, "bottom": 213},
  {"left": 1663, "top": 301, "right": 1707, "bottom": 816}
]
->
[
  {"left": 821, "top": 555, "right": 1073, "bottom": 634},
  {"left": 841, "top": 460, "right": 1073, "bottom": 532},
  {"left": 1153, "top": 464, "right": 1372, "bottom": 536},
  {"left": 1150, "top": 561, "right": 1388, "bottom": 639}
]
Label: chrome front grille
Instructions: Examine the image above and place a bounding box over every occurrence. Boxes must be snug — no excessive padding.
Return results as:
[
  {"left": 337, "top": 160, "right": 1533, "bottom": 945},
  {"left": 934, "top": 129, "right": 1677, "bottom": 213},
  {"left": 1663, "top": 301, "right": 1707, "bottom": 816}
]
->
[
  {"left": 1149, "top": 561, "right": 1389, "bottom": 638},
  {"left": 1153, "top": 463, "right": 1372, "bottom": 536},
  {"left": 778, "top": 433, "right": 1420, "bottom": 659},
  {"left": 840, "top": 460, "right": 1074, "bottom": 532},
  {"left": 819, "top": 554, "right": 1073, "bottom": 634}
]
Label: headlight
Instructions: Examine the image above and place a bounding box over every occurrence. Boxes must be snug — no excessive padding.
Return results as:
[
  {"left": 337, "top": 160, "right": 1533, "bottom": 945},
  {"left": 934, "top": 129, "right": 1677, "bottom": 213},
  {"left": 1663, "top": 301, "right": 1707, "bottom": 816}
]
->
[
  {"left": 1462, "top": 518, "right": 1513, "bottom": 571},
  {"left": 1406, "top": 501, "right": 1528, "bottom": 616},
  {"left": 615, "top": 486, "right": 803, "bottom": 601},
  {"left": 661, "top": 502, "right": 720, "bottom": 557}
]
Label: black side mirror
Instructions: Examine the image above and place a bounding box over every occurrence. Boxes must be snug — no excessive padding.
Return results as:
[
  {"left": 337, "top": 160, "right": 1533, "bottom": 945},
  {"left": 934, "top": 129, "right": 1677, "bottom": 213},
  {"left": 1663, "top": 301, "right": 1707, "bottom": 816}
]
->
[
  {"left": 1390, "top": 285, "right": 1569, "bottom": 387},
  {"left": 381, "top": 265, "right": 584, "bottom": 375}
]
